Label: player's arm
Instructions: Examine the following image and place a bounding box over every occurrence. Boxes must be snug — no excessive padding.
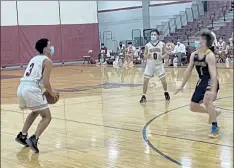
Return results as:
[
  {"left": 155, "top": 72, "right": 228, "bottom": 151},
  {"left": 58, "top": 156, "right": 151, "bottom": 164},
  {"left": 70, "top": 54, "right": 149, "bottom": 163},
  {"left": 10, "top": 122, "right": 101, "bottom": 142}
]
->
[
  {"left": 206, "top": 53, "right": 218, "bottom": 93},
  {"left": 180, "top": 52, "right": 195, "bottom": 88},
  {"left": 42, "top": 59, "right": 54, "bottom": 96}
]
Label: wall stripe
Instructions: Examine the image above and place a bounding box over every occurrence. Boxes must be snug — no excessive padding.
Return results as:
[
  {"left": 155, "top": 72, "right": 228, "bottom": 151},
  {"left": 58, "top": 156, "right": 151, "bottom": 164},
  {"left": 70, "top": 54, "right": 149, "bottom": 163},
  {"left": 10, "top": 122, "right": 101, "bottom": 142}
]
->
[{"left": 98, "top": 0, "right": 192, "bottom": 13}]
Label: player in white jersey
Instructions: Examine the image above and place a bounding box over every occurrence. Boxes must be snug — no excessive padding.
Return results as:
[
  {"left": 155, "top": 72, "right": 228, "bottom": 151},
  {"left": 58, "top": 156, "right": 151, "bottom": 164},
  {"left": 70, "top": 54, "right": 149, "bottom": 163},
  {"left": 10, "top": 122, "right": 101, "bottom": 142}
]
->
[
  {"left": 15, "top": 38, "right": 59, "bottom": 153},
  {"left": 140, "top": 29, "right": 170, "bottom": 103}
]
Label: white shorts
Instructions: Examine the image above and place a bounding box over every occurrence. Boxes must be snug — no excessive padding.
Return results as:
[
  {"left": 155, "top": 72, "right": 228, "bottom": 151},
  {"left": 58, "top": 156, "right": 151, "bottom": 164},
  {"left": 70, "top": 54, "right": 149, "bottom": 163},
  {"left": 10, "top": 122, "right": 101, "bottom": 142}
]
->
[
  {"left": 17, "top": 82, "right": 48, "bottom": 112},
  {"left": 144, "top": 63, "right": 165, "bottom": 78}
]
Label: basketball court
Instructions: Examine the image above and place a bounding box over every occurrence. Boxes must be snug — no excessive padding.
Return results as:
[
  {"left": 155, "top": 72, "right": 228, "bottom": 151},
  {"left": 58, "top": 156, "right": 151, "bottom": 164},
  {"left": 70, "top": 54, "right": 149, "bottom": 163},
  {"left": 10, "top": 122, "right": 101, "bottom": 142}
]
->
[{"left": 1, "top": 65, "right": 233, "bottom": 168}]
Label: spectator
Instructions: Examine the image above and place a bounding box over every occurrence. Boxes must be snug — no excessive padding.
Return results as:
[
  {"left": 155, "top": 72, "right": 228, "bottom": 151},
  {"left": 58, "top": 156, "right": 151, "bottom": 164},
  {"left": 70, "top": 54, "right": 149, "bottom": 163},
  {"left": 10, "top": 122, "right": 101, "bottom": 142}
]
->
[
  {"left": 229, "top": 33, "right": 233, "bottom": 49},
  {"left": 113, "top": 42, "right": 125, "bottom": 67},
  {"left": 100, "top": 43, "right": 107, "bottom": 54},
  {"left": 172, "top": 39, "right": 186, "bottom": 66},
  {"left": 124, "top": 42, "right": 136, "bottom": 67},
  {"left": 210, "top": 30, "right": 218, "bottom": 52},
  {"left": 165, "top": 42, "right": 175, "bottom": 66},
  {"left": 216, "top": 37, "right": 226, "bottom": 63}
]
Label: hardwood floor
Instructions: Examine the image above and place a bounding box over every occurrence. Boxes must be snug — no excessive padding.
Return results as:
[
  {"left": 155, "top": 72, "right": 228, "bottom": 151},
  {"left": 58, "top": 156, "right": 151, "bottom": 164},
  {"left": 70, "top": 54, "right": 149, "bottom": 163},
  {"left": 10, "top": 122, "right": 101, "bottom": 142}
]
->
[{"left": 1, "top": 65, "right": 233, "bottom": 168}]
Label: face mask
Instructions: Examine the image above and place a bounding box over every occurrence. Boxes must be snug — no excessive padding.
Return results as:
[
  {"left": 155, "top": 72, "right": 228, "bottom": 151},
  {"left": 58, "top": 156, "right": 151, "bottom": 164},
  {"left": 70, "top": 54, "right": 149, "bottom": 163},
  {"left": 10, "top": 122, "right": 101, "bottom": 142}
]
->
[
  {"left": 194, "top": 41, "right": 200, "bottom": 49},
  {"left": 50, "top": 46, "right": 55, "bottom": 56},
  {"left": 120, "top": 44, "right": 122, "bottom": 47},
  {"left": 151, "top": 35, "right": 157, "bottom": 41},
  {"left": 177, "top": 42, "right": 180, "bottom": 45},
  {"left": 101, "top": 45, "right": 104, "bottom": 49}
]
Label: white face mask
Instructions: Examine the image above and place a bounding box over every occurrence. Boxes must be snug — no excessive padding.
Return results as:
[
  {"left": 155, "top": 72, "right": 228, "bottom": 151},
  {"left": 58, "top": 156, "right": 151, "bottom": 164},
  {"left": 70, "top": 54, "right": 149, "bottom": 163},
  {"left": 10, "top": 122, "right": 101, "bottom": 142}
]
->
[
  {"left": 50, "top": 46, "right": 55, "bottom": 56},
  {"left": 151, "top": 35, "right": 158, "bottom": 41},
  {"left": 194, "top": 41, "right": 200, "bottom": 49}
]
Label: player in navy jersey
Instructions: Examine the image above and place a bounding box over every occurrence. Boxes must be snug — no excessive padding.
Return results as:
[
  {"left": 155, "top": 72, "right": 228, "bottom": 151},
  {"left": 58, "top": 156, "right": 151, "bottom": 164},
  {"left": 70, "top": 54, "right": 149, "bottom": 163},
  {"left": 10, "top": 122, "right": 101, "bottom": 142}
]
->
[{"left": 174, "top": 30, "right": 221, "bottom": 138}]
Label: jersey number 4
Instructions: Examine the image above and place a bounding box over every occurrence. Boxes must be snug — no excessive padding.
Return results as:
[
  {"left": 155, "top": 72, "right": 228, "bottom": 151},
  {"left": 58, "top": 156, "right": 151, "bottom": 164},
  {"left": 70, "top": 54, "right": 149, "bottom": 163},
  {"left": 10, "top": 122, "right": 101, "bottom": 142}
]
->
[
  {"left": 153, "top": 53, "right": 157, "bottom": 60},
  {"left": 26, "top": 63, "right": 34, "bottom": 76}
]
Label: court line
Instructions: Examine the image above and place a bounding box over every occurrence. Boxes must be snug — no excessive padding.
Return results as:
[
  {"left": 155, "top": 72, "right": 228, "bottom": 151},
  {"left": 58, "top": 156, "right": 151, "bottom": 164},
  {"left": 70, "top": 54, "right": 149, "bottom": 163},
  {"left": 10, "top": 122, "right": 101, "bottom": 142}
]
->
[
  {"left": 2, "top": 99, "right": 233, "bottom": 149},
  {"left": 142, "top": 96, "right": 233, "bottom": 167}
]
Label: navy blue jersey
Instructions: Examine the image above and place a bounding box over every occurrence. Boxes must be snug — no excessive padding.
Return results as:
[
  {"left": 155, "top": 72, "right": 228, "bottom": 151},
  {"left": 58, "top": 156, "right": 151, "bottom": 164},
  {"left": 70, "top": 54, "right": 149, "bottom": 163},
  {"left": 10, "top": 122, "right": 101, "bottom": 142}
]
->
[
  {"left": 193, "top": 49, "right": 211, "bottom": 79},
  {"left": 191, "top": 49, "right": 219, "bottom": 103}
]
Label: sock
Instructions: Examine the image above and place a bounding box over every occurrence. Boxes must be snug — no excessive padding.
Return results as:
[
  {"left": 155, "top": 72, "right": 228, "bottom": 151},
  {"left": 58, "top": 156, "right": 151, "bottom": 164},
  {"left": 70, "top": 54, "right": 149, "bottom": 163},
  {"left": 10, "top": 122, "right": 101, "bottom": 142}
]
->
[
  {"left": 22, "top": 132, "right": 27, "bottom": 136},
  {"left": 212, "top": 122, "right": 218, "bottom": 127}
]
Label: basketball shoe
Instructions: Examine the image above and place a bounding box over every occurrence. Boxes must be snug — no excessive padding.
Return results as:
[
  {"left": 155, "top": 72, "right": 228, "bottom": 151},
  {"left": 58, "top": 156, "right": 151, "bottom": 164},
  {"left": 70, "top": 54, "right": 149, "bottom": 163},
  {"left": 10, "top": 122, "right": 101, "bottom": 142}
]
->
[
  {"left": 140, "top": 95, "right": 147, "bottom": 103},
  {"left": 15, "top": 132, "right": 28, "bottom": 147},
  {"left": 26, "top": 135, "right": 39, "bottom": 153},
  {"left": 209, "top": 125, "right": 220, "bottom": 138},
  {"left": 164, "top": 92, "right": 170, "bottom": 100}
]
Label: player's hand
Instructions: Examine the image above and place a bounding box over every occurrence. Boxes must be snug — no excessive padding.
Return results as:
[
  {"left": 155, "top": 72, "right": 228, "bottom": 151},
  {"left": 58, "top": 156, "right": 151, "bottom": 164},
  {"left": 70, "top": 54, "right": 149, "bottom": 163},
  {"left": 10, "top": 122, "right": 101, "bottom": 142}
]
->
[
  {"left": 145, "top": 53, "right": 151, "bottom": 59},
  {"left": 174, "top": 86, "right": 183, "bottom": 95},
  {"left": 50, "top": 90, "right": 59, "bottom": 98}
]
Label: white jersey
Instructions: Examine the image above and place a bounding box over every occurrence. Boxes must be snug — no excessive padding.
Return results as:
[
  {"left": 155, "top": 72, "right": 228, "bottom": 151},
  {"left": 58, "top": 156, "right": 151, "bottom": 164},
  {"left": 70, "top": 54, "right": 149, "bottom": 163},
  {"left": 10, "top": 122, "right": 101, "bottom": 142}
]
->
[
  {"left": 145, "top": 41, "right": 165, "bottom": 65},
  {"left": 20, "top": 55, "right": 48, "bottom": 89}
]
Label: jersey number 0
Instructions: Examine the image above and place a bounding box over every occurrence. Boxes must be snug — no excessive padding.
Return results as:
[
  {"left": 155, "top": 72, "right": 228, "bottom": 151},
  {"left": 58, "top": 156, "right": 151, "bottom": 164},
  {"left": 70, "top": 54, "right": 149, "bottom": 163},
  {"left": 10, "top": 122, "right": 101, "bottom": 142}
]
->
[
  {"left": 26, "top": 63, "right": 34, "bottom": 76},
  {"left": 153, "top": 53, "right": 157, "bottom": 60}
]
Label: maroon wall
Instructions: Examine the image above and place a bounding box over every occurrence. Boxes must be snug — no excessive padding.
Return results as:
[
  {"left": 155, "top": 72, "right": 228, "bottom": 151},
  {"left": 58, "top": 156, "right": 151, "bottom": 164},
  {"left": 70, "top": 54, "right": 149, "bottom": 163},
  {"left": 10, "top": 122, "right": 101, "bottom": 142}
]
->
[{"left": 1, "top": 23, "right": 99, "bottom": 67}]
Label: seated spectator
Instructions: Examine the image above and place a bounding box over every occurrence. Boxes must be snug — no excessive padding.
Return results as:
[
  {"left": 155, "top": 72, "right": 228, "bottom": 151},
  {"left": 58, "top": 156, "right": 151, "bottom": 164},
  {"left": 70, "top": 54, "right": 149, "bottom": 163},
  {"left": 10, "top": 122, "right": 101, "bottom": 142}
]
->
[
  {"left": 113, "top": 42, "right": 125, "bottom": 67},
  {"left": 100, "top": 43, "right": 107, "bottom": 54},
  {"left": 97, "top": 50, "right": 107, "bottom": 65},
  {"left": 172, "top": 39, "right": 186, "bottom": 66}
]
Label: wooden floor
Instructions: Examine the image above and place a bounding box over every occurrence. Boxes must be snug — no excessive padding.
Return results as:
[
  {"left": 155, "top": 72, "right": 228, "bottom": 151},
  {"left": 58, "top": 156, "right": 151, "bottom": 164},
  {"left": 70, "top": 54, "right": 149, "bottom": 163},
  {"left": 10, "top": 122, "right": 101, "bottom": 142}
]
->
[{"left": 1, "top": 65, "right": 233, "bottom": 168}]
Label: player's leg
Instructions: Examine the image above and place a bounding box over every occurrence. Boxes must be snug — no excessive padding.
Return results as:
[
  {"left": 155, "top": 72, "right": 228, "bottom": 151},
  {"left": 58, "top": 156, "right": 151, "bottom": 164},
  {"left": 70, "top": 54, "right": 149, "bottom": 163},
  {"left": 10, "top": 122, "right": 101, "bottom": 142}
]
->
[
  {"left": 140, "top": 64, "right": 153, "bottom": 103},
  {"left": 26, "top": 107, "right": 52, "bottom": 153},
  {"left": 204, "top": 83, "right": 220, "bottom": 138},
  {"left": 15, "top": 85, "right": 36, "bottom": 146},
  {"left": 157, "top": 64, "right": 170, "bottom": 100}
]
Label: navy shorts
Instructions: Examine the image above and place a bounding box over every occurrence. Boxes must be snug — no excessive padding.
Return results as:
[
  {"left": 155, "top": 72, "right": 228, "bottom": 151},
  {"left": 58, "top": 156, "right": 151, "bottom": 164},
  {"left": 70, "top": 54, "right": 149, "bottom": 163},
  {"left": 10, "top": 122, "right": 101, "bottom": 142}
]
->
[{"left": 191, "top": 78, "right": 219, "bottom": 103}]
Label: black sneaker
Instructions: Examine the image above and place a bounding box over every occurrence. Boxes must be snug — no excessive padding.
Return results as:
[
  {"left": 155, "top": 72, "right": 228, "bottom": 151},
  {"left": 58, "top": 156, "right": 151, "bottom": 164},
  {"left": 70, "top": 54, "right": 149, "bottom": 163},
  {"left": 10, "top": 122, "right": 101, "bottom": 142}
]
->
[
  {"left": 140, "top": 95, "right": 147, "bottom": 103},
  {"left": 164, "top": 92, "right": 170, "bottom": 100},
  {"left": 26, "top": 135, "right": 39, "bottom": 153},
  {"left": 15, "top": 132, "right": 28, "bottom": 147}
]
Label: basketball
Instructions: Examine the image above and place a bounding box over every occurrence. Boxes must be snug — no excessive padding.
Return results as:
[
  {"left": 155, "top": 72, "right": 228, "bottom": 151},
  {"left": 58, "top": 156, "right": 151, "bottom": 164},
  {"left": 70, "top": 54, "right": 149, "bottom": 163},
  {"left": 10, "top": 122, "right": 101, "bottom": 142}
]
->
[{"left": 43, "top": 91, "right": 59, "bottom": 104}]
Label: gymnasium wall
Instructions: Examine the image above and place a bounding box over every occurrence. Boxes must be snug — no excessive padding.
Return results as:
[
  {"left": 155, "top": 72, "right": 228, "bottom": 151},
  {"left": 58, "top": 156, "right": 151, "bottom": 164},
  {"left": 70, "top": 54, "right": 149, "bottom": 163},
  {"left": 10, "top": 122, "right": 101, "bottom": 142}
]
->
[
  {"left": 98, "top": 1, "right": 192, "bottom": 45},
  {"left": 1, "top": 1, "right": 99, "bottom": 67}
]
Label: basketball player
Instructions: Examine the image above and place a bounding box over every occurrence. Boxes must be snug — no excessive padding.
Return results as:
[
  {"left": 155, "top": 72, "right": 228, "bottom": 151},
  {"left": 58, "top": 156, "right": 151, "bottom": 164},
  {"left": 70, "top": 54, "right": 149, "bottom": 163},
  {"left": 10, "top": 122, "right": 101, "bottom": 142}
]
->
[
  {"left": 140, "top": 29, "right": 170, "bottom": 103},
  {"left": 174, "top": 30, "right": 221, "bottom": 138},
  {"left": 15, "top": 38, "right": 59, "bottom": 152}
]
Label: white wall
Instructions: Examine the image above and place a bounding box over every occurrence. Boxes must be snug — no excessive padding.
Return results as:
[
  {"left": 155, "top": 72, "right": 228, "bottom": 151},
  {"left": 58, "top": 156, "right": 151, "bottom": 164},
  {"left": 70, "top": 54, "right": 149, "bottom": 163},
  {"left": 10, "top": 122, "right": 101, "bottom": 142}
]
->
[
  {"left": 60, "top": 1, "right": 98, "bottom": 24},
  {"left": 1, "top": 1, "right": 18, "bottom": 26},
  {"left": 17, "top": 1, "right": 60, "bottom": 25},
  {"left": 1, "top": 1, "right": 98, "bottom": 26},
  {"left": 98, "top": 1, "right": 142, "bottom": 11},
  {"left": 150, "top": 1, "right": 176, "bottom": 5}
]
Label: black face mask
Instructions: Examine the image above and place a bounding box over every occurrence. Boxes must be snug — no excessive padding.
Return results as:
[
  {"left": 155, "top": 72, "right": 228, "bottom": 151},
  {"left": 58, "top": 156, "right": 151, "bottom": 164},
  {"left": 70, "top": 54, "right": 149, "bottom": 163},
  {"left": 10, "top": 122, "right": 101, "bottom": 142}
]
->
[{"left": 120, "top": 44, "right": 122, "bottom": 47}]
